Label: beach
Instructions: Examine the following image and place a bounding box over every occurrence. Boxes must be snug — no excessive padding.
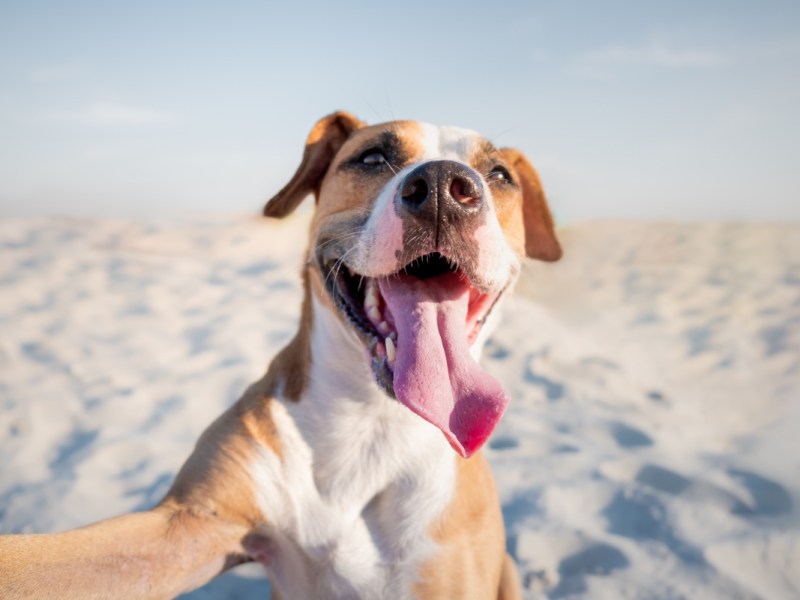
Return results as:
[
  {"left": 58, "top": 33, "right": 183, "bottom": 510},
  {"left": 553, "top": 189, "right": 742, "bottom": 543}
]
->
[{"left": 1, "top": 214, "right": 797, "bottom": 599}]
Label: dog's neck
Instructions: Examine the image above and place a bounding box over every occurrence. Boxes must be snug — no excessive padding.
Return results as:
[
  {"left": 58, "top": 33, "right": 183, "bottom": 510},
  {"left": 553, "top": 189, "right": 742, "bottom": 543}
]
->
[
  {"left": 306, "top": 293, "right": 385, "bottom": 407},
  {"left": 270, "top": 285, "right": 452, "bottom": 506}
]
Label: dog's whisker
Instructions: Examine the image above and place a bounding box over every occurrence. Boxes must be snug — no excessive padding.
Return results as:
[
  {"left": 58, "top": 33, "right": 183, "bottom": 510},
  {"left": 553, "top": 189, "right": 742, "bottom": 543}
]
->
[
  {"left": 313, "top": 230, "right": 363, "bottom": 254},
  {"left": 325, "top": 246, "right": 358, "bottom": 291}
]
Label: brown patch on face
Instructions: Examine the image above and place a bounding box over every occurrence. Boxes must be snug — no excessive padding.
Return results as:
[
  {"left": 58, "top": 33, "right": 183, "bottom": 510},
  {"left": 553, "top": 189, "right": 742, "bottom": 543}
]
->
[
  {"left": 414, "top": 453, "right": 508, "bottom": 598},
  {"left": 307, "top": 122, "right": 429, "bottom": 326},
  {"left": 461, "top": 140, "right": 526, "bottom": 258},
  {"left": 309, "top": 121, "right": 426, "bottom": 232},
  {"left": 497, "top": 148, "right": 562, "bottom": 262},
  {"left": 454, "top": 141, "right": 561, "bottom": 263}
]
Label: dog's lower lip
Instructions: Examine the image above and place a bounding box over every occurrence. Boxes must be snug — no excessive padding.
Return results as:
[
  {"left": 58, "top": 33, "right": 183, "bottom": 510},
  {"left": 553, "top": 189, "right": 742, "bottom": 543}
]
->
[{"left": 327, "top": 263, "right": 378, "bottom": 339}]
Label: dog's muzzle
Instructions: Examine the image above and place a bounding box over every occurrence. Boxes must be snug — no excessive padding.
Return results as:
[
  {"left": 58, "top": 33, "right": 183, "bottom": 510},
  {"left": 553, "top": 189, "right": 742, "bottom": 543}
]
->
[{"left": 394, "top": 160, "right": 488, "bottom": 257}]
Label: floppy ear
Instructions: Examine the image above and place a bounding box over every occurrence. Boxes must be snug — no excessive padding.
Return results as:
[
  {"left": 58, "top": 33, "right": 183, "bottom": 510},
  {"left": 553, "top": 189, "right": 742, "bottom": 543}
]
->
[
  {"left": 499, "top": 148, "right": 562, "bottom": 262},
  {"left": 263, "top": 111, "right": 365, "bottom": 217}
]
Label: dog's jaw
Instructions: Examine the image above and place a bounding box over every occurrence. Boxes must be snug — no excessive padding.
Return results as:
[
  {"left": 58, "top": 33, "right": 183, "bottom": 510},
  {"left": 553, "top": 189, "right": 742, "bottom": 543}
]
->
[{"left": 317, "top": 251, "right": 509, "bottom": 386}]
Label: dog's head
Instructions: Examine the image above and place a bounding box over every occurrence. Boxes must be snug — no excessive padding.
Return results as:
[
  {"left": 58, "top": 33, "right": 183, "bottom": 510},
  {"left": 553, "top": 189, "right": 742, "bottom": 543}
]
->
[{"left": 265, "top": 112, "right": 561, "bottom": 457}]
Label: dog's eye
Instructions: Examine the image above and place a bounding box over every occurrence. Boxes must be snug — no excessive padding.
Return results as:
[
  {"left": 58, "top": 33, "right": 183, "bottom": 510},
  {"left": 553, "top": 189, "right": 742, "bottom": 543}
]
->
[
  {"left": 487, "top": 166, "right": 512, "bottom": 184},
  {"left": 359, "top": 150, "right": 387, "bottom": 166}
]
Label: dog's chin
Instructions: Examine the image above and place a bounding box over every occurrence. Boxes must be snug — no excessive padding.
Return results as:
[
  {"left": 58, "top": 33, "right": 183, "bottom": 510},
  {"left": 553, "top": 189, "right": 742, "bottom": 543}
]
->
[{"left": 321, "top": 251, "right": 503, "bottom": 397}]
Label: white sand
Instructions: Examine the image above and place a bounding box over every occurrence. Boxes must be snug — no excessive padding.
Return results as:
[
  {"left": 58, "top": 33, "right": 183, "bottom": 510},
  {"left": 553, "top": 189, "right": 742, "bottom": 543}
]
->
[{"left": 1, "top": 215, "right": 797, "bottom": 599}]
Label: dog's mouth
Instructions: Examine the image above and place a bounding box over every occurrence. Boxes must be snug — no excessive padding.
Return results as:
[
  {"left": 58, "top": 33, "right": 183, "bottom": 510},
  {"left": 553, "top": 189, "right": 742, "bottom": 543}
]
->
[{"left": 322, "top": 252, "right": 510, "bottom": 457}]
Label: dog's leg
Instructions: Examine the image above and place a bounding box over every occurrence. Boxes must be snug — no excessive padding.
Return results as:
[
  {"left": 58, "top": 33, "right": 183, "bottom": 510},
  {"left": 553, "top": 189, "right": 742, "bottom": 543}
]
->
[
  {"left": 0, "top": 498, "right": 249, "bottom": 599},
  {"left": 497, "top": 552, "right": 523, "bottom": 600},
  {"left": 0, "top": 381, "right": 283, "bottom": 599},
  {"left": 0, "top": 505, "right": 248, "bottom": 600}
]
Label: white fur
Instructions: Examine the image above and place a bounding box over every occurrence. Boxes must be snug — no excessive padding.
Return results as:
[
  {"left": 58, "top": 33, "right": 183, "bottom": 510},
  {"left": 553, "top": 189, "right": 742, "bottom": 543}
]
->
[
  {"left": 353, "top": 174, "right": 407, "bottom": 277},
  {"left": 471, "top": 215, "right": 521, "bottom": 291},
  {"left": 250, "top": 298, "right": 456, "bottom": 599},
  {"left": 418, "top": 123, "right": 481, "bottom": 161}
]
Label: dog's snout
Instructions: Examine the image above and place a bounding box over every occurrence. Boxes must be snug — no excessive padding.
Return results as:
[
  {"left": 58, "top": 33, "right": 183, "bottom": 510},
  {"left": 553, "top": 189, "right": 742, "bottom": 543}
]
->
[{"left": 398, "top": 160, "right": 484, "bottom": 221}]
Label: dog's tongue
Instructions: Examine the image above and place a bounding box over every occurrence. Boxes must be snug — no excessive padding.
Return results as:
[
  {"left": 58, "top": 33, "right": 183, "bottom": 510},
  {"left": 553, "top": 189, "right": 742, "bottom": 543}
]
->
[{"left": 378, "top": 272, "right": 509, "bottom": 458}]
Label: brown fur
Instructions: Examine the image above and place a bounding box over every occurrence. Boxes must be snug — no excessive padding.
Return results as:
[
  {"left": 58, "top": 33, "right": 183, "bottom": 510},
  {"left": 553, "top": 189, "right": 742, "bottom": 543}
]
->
[
  {"left": 261, "top": 265, "right": 314, "bottom": 402},
  {"left": 414, "top": 453, "right": 508, "bottom": 599},
  {"left": 264, "top": 111, "right": 365, "bottom": 217},
  {"left": 0, "top": 507, "right": 247, "bottom": 599},
  {"left": 499, "top": 147, "right": 562, "bottom": 261}
]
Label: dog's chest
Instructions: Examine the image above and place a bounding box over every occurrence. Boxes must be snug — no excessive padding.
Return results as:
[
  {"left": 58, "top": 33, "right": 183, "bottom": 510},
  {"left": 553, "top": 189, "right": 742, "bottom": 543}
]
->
[{"left": 249, "top": 397, "right": 455, "bottom": 599}]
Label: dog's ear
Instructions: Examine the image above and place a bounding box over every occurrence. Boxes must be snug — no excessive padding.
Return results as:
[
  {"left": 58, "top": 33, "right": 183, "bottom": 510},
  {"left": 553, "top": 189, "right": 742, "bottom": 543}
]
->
[
  {"left": 264, "top": 111, "right": 365, "bottom": 217},
  {"left": 499, "top": 148, "right": 562, "bottom": 262}
]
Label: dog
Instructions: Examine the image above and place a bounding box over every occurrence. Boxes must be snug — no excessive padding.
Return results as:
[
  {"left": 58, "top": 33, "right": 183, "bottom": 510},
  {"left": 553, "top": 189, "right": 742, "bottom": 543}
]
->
[{"left": 0, "top": 112, "right": 561, "bottom": 599}]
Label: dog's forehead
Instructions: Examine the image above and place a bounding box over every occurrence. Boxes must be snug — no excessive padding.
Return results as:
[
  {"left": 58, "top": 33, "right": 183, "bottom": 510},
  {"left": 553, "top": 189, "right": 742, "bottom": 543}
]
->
[
  {"left": 414, "top": 122, "right": 484, "bottom": 161},
  {"left": 343, "top": 121, "right": 487, "bottom": 163}
]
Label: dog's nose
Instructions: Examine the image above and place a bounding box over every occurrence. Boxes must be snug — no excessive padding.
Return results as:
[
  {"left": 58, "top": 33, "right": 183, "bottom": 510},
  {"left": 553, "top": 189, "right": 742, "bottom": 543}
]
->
[{"left": 399, "top": 160, "right": 484, "bottom": 221}]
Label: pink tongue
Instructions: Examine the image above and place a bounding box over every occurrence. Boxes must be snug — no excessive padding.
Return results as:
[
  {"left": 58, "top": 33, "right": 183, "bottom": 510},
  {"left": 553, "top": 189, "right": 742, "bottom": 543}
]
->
[{"left": 379, "top": 272, "right": 509, "bottom": 458}]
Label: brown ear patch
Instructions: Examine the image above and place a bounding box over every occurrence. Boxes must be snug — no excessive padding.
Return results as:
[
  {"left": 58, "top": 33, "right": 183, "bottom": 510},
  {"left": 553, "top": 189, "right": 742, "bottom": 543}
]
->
[
  {"left": 263, "top": 111, "right": 365, "bottom": 218},
  {"left": 499, "top": 148, "right": 562, "bottom": 262}
]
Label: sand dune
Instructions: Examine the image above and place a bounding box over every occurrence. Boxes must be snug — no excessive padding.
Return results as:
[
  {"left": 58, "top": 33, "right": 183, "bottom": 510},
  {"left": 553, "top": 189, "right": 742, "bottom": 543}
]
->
[{"left": 1, "top": 215, "right": 797, "bottom": 598}]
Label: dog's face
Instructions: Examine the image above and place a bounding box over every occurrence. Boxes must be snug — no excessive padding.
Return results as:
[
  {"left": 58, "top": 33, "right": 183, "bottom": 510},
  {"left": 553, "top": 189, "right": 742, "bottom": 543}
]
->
[{"left": 265, "top": 112, "right": 561, "bottom": 457}]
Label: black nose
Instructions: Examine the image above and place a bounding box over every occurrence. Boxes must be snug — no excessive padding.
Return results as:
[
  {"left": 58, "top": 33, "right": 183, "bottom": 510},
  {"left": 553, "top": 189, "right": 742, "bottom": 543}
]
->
[{"left": 398, "top": 160, "right": 484, "bottom": 222}]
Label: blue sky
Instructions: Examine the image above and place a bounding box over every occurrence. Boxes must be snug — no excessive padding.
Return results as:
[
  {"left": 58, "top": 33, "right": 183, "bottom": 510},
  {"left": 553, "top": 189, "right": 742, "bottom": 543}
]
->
[{"left": 1, "top": 1, "right": 798, "bottom": 221}]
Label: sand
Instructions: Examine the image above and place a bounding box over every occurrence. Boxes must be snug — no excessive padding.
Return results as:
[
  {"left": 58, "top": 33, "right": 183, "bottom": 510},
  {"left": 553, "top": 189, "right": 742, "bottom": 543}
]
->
[{"left": 1, "top": 214, "right": 797, "bottom": 599}]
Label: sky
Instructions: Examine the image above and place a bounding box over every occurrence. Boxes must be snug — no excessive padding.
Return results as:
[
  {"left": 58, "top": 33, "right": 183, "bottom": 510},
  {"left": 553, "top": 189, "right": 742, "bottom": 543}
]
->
[{"left": 0, "top": 0, "right": 798, "bottom": 222}]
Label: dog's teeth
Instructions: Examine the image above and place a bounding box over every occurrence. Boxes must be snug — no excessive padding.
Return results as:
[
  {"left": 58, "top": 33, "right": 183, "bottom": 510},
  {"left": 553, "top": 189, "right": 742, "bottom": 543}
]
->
[
  {"left": 367, "top": 306, "right": 381, "bottom": 323},
  {"left": 378, "top": 321, "right": 390, "bottom": 335},
  {"left": 365, "top": 287, "right": 378, "bottom": 311},
  {"left": 389, "top": 331, "right": 397, "bottom": 341},
  {"left": 364, "top": 280, "right": 380, "bottom": 312},
  {"left": 385, "top": 336, "right": 396, "bottom": 364}
]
